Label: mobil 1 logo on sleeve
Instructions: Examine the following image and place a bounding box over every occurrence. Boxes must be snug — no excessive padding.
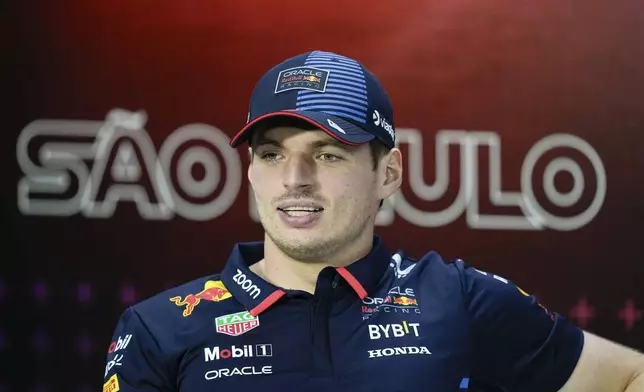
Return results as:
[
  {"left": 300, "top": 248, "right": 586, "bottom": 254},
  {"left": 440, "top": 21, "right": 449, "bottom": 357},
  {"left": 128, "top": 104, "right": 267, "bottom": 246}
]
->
[{"left": 108, "top": 334, "right": 132, "bottom": 353}]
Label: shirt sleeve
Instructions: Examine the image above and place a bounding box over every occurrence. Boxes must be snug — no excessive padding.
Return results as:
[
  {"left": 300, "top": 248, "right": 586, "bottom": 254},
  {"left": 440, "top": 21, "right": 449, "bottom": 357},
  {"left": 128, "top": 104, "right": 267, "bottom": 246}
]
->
[
  {"left": 456, "top": 260, "right": 584, "bottom": 392},
  {"left": 103, "top": 306, "right": 173, "bottom": 392}
]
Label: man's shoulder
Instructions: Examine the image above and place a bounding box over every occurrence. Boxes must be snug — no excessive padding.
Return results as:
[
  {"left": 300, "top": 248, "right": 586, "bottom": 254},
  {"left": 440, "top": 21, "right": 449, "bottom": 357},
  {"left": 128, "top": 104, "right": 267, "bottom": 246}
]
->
[
  {"left": 375, "top": 248, "right": 472, "bottom": 316},
  {"left": 105, "top": 274, "right": 234, "bottom": 359},
  {"left": 128, "top": 273, "right": 231, "bottom": 321},
  {"left": 390, "top": 247, "right": 465, "bottom": 280}
]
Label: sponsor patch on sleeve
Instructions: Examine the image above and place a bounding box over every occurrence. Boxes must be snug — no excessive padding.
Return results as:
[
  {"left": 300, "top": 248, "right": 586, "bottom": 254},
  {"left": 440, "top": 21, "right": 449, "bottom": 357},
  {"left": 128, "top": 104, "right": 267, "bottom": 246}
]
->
[{"left": 103, "top": 374, "right": 120, "bottom": 392}]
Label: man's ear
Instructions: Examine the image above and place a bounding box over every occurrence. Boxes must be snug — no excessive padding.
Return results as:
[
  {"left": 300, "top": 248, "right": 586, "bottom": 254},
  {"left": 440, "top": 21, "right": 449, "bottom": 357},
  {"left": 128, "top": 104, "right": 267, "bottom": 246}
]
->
[{"left": 378, "top": 148, "right": 403, "bottom": 200}]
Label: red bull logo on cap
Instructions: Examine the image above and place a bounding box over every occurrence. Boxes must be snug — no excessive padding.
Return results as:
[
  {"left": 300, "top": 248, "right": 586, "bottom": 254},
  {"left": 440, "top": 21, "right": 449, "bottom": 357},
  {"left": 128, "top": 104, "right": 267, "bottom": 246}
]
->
[
  {"left": 170, "top": 280, "right": 232, "bottom": 317},
  {"left": 302, "top": 75, "right": 321, "bottom": 83}
]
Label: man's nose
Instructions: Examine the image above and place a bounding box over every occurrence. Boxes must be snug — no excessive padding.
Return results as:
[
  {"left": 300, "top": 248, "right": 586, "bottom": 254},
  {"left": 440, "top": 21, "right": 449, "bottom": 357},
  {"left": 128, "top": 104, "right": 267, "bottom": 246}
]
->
[{"left": 282, "top": 155, "right": 316, "bottom": 191}]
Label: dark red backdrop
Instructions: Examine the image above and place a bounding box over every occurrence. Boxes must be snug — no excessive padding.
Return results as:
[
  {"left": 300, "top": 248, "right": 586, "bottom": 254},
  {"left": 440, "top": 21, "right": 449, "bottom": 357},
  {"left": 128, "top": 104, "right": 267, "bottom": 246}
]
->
[{"left": 5, "top": 0, "right": 643, "bottom": 391}]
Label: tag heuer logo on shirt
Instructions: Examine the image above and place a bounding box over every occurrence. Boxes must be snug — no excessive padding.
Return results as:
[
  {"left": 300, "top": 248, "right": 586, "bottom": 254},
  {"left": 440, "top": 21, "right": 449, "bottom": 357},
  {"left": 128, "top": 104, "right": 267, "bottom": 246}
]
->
[{"left": 216, "top": 311, "right": 260, "bottom": 336}]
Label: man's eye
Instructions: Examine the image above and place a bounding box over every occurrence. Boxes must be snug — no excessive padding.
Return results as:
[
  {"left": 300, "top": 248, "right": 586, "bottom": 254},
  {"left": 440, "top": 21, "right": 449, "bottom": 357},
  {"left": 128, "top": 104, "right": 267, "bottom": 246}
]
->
[
  {"left": 260, "top": 152, "right": 281, "bottom": 162},
  {"left": 319, "top": 153, "right": 342, "bottom": 162}
]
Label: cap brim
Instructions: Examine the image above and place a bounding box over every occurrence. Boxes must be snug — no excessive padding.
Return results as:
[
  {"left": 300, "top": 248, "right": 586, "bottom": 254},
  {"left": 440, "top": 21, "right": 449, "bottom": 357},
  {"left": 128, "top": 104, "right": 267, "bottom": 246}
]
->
[{"left": 229, "top": 111, "right": 375, "bottom": 147}]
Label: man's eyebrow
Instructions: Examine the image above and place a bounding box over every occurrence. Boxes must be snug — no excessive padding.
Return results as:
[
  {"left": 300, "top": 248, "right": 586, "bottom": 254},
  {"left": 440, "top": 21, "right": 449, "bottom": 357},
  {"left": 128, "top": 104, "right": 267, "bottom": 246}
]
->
[
  {"left": 252, "top": 137, "right": 282, "bottom": 149},
  {"left": 253, "top": 137, "right": 356, "bottom": 152},
  {"left": 310, "top": 139, "right": 355, "bottom": 152}
]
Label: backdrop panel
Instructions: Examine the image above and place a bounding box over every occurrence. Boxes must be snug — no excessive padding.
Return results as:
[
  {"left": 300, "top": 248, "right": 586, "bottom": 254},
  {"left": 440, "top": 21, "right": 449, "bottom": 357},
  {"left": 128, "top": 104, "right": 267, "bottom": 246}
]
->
[{"left": 5, "top": 0, "right": 643, "bottom": 390}]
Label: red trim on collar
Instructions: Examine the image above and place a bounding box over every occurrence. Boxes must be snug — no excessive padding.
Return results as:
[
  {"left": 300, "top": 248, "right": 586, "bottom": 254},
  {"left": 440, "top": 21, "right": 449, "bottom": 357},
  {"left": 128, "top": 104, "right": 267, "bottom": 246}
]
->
[
  {"left": 336, "top": 267, "right": 368, "bottom": 299},
  {"left": 249, "top": 289, "right": 286, "bottom": 316}
]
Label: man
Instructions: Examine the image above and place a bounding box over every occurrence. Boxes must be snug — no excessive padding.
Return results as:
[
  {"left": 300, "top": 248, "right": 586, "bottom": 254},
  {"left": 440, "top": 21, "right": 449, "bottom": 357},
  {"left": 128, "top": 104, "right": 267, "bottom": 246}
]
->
[{"left": 103, "top": 50, "right": 644, "bottom": 391}]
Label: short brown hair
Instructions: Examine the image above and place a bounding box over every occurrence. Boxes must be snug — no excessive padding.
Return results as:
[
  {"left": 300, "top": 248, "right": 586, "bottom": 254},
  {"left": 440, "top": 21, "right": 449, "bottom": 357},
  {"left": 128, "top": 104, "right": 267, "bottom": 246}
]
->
[
  {"left": 368, "top": 140, "right": 392, "bottom": 209},
  {"left": 368, "top": 139, "right": 391, "bottom": 171}
]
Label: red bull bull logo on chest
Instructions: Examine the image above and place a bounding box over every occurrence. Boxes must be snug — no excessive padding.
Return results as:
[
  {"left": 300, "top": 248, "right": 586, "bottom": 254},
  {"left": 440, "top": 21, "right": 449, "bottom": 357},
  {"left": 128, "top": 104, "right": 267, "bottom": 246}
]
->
[{"left": 170, "top": 280, "right": 232, "bottom": 317}]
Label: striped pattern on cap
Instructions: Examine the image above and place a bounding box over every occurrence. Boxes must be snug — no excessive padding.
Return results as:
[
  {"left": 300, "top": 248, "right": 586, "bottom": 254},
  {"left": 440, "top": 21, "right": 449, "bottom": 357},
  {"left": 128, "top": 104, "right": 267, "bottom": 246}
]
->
[{"left": 295, "top": 51, "right": 368, "bottom": 124}]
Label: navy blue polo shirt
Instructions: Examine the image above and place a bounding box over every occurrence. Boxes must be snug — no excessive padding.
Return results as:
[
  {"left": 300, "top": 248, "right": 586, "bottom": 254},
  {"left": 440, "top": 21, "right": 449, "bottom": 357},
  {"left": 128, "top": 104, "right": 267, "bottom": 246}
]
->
[{"left": 103, "top": 236, "right": 583, "bottom": 392}]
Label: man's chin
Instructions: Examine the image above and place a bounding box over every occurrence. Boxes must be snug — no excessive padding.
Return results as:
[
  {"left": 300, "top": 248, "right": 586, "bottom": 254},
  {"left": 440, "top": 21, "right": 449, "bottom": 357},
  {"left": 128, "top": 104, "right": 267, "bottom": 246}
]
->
[
  {"left": 267, "top": 231, "right": 334, "bottom": 260},
  {"left": 274, "top": 231, "right": 327, "bottom": 247}
]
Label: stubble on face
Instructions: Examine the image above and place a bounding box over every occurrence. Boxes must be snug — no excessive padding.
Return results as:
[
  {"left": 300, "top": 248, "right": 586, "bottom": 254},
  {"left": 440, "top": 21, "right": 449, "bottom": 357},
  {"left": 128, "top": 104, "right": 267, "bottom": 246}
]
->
[
  {"left": 250, "top": 127, "right": 380, "bottom": 264},
  {"left": 264, "top": 190, "right": 375, "bottom": 263}
]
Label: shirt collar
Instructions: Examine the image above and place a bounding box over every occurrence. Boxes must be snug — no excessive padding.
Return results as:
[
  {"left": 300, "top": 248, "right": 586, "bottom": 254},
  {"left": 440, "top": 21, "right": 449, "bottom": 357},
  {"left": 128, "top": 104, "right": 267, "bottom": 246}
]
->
[{"left": 220, "top": 235, "right": 392, "bottom": 316}]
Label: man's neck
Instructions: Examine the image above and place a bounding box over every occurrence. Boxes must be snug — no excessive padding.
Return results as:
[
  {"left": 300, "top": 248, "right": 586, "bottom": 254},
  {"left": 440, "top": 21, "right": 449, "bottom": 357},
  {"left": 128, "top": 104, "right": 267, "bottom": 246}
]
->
[{"left": 249, "top": 233, "right": 375, "bottom": 294}]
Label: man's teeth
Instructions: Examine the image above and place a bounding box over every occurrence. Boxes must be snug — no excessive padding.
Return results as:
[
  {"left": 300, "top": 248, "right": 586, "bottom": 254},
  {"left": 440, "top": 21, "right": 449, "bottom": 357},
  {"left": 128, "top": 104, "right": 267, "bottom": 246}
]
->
[
  {"left": 285, "top": 210, "right": 316, "bottom": 217},
  {"left": 281, "top": 207, "right": 322, "bottom": 216}
]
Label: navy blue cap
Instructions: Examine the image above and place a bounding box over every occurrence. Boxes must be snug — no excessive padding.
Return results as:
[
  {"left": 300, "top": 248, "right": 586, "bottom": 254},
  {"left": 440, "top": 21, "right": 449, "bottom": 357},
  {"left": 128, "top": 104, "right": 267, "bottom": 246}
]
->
[{"left": 229, "top": 50, "right": 396, "bottom": 149}]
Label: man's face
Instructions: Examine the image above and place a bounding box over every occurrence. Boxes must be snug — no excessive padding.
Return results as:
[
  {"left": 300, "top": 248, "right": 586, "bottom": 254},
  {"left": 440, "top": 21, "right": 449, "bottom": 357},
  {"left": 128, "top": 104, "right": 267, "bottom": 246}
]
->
[{"left": 248, "top": 126, "right": 390, "bottom": 262}]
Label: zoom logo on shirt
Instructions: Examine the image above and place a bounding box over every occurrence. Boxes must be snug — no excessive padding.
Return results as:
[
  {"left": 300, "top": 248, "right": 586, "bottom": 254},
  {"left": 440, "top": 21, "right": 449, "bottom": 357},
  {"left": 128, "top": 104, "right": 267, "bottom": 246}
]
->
[
  {"left": 233, "top": 269, "right": 261, "bottom": 299},
  {"left": 368, "top": 321, "right": 420, "bottom": 340}
]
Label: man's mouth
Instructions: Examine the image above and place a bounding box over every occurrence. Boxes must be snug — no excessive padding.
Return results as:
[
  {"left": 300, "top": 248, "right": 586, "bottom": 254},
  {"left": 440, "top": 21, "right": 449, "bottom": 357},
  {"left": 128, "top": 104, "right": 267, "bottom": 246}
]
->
[{"left": 277, "top": 207, "right": 324, "bottom": 217}]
